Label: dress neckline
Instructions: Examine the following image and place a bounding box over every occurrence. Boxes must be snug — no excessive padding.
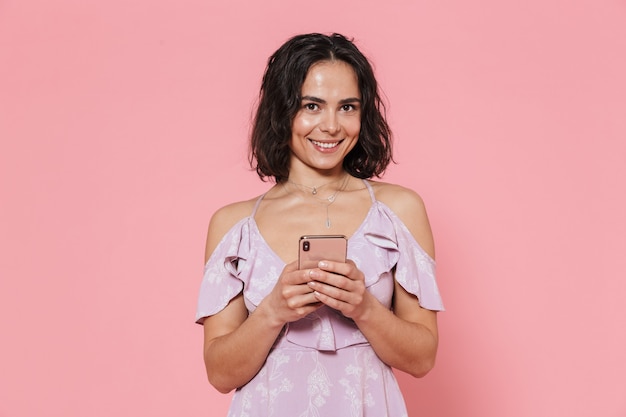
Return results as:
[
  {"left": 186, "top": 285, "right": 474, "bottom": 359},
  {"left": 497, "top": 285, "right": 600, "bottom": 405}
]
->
[
  {"left": 248, "top": 202, "right": 378, "bottom": 266},
  {"left": 248, "top": 179, "right": 378, "bottom": 265}
]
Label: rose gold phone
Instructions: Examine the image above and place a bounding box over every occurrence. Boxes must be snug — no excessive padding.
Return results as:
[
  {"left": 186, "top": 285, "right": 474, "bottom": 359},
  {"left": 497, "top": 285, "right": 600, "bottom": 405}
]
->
[{"left": 298, "top": 235, "right": 347, "bottom": 270}]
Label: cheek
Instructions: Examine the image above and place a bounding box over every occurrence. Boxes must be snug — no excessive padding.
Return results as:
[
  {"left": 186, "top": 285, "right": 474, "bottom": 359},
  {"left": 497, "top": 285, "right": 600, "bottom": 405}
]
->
[
  {"left": 347, "top": 118, "right": 361, "bottom": 136},
  {"left": 292, "top": 114, "right": 316, "bottom": 134}
]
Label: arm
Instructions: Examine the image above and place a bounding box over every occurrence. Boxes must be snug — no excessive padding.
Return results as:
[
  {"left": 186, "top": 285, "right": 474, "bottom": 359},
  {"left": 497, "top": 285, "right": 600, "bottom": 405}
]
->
[
  {"left": 307, "top": 185, "right": 439, "bottom": 377},
  {"left": 201, "top": 205, "right": 323, "bottom": 393}
]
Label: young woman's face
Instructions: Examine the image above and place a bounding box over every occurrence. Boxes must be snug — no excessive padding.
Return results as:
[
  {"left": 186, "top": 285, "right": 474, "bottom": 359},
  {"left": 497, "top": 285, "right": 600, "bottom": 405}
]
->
[{"left": 289, "top": 60, "right": 361, "bottom": 175}]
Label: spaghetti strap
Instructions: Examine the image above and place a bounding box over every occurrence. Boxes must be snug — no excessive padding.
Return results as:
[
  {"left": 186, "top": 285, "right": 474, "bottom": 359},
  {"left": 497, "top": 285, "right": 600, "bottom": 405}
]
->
[
  {"left": 362, "top": 179, "right": 376, "bottom": 203},
  {"left": 250, "top": 194, "right": 266, "bottom": 218}
]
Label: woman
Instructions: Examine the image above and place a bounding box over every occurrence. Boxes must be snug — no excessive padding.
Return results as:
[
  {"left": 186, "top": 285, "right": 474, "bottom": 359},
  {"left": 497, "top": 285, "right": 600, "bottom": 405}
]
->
[{"left": 196, "top": 33, "right": 444, "bottom": 416}]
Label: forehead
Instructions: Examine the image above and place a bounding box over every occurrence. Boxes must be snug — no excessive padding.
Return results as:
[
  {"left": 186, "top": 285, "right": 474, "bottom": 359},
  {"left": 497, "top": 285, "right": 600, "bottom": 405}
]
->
[{"left": 301, "top": 60, "right": 360, "bottom": 96}]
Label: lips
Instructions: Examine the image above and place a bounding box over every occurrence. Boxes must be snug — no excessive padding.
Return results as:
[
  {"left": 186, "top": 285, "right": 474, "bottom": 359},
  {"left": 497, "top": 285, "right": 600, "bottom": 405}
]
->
[{"left": 310, "top": 139, "right": 342, "bottom": 149}]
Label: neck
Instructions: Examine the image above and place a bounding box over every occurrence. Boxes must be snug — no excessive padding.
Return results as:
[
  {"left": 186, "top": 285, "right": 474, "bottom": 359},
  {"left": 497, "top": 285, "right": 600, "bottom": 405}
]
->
[
  {"left": 281, "top": 173, "right": 351, "bottom": 229},
  {"left": 287, "top": 168, "right": 348, "bottom": 185},
  {"left": 286, "top": 172, "right": 349, "bottom": 195}
]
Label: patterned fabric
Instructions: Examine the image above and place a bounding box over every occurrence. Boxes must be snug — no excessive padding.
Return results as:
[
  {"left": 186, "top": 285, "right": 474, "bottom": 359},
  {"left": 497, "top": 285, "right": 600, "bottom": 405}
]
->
[{"left": 196, "top": 180, "right": 444, "bottom": 416}]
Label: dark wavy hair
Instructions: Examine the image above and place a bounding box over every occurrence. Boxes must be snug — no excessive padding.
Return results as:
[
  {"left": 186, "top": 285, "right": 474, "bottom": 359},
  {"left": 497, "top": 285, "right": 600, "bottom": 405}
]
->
[{"left": 249, "top": 33, "right": 393, "bottom": 183}]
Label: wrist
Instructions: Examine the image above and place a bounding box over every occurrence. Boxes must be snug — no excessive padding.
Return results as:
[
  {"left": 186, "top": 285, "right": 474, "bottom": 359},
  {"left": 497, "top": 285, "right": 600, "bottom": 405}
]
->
[
  {"left": 253, "top": 299, "right": 286, "bottom": 331},
  {"left": 352, "top": 292, "right": 383, "bottom": 324}
]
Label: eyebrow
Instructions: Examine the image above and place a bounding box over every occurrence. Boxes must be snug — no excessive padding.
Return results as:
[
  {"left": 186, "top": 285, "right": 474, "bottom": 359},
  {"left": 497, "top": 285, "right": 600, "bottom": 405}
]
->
[{"left": 301, "top": 95, "right": 362, "bottom": 105}]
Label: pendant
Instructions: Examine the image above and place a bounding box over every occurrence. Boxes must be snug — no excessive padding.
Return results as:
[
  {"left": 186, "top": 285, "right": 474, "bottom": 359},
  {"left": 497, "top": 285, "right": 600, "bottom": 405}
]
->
[
  {"left": 325, "top": 218, "right": 331, "bottom": 228},
  {"left": 312, "top": 187, "right": 317, "bottom": 195}
]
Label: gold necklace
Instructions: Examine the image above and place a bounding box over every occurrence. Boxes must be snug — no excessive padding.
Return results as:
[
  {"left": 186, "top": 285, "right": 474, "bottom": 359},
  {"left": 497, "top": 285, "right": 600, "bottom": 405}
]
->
[
  {"left": 287, "top": 177, "right": 338, "bottom": 195},
  {"left": 284, "top": 174, "right": 350, "bottom": 228}
]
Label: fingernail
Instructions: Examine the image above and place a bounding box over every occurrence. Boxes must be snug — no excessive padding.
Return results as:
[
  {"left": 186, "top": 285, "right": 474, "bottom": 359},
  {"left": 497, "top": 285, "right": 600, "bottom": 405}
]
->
[{"left": 318, "top": 261, "right": 328, "bottom": 268}]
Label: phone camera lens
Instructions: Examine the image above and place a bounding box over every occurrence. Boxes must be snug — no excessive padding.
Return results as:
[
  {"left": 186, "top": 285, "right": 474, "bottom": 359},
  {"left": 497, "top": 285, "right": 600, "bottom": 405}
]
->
[{"left": 303, "top": 241, "right": 310, "bottom": 251}]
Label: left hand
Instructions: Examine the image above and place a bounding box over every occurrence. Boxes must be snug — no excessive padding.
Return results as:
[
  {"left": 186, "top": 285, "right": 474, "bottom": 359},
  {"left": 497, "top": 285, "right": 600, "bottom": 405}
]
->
[{"left": 307, "top": 259, "right": 374, "bottom": 321}]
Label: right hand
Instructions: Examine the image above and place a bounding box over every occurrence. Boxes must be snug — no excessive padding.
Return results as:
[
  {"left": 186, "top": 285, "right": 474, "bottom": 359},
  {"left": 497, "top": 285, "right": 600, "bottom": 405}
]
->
[{"left": 259, "top": 261, "right": 323, "bottom": 327}]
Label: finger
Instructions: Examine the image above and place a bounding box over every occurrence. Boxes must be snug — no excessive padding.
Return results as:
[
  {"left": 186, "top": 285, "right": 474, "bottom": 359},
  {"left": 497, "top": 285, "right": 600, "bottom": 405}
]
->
[
  {"left": 286, "top": 292, "right": 323, "bottom": 310},
  {"left": 282, "top": 282, "right": 317, "bottom": 299},
  {"left": 309, "top": 270, "right": 349, "bottom": 290},
  {"left": 312, "top": 288, "right": 349, "bottom": 310},
  {"left": 297, "top": 268, "right": 316, "bottom": 284},
  {"left": 282, "top": 268, "right": 316, "bottom": 285},
  {"left": 308, "top": 279, "right": 349, "bottom": 301},
  {"left": 317, "top": 259, "right": 357, "bottom": 279},
  {"left": 311, "top": 284, "right": 366, "bottom": 320}
]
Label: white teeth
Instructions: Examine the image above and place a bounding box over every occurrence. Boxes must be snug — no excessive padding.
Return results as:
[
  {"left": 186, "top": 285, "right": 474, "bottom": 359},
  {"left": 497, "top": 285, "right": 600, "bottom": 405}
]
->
[{"left": 311, "top": 140, "right": 340, "bottom": 149}]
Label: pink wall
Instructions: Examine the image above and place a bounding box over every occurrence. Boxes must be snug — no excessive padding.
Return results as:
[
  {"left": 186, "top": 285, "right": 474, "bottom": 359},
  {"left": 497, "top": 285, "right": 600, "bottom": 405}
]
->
[{"left": 1, "top": 1, "right": 625, "bottom": 416}]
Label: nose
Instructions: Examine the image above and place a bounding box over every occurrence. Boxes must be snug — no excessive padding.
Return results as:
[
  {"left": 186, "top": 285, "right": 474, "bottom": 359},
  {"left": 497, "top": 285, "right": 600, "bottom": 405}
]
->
[{"left": 320, "top": 111, "right": 340, "bottom": 135}]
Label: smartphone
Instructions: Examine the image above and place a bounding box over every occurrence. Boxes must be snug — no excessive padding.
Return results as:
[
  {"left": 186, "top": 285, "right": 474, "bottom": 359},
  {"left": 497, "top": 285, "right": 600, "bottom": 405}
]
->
[{"left": 298, "top": 235, "right": 347, "bottom": 270}]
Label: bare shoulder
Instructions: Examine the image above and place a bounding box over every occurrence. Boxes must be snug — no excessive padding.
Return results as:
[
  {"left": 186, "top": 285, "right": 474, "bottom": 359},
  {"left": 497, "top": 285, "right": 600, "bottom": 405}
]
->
[
  {"left": 204, "top": 197, "right": 259, "bottom": 262},
  {"left": 370, "top": 181, "right": 426, "bottom": 215},
  {"left": 370, "top": 181, "right": 435, "bottom": 259}
]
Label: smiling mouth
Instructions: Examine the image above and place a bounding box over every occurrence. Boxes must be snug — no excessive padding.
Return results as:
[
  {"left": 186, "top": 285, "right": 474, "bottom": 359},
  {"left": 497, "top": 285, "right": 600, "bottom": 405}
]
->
[{"left": 310, "top": 139, "right": 342, "bottom": 149}]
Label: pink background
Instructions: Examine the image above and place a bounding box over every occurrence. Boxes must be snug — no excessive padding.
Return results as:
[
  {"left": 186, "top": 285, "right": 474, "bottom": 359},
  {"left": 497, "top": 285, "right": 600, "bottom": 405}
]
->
[{"left": 1, "top": 0, "right": 625, "bottom": 416}]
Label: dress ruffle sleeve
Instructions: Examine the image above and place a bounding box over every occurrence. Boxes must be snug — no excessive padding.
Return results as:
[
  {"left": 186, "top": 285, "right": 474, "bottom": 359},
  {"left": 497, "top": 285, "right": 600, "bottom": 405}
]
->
[
  {"left": 195, "top": 218, "right": 251, "bottom": 324},
  {"left": 363, "top": 202, "right": 445, "bottom": 312}
]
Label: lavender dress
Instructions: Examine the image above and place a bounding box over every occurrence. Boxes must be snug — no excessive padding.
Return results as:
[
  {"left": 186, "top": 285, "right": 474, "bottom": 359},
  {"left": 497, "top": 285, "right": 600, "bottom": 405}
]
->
[{"left": 196, "top": 180, "right": 444, "bottom": 417}]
